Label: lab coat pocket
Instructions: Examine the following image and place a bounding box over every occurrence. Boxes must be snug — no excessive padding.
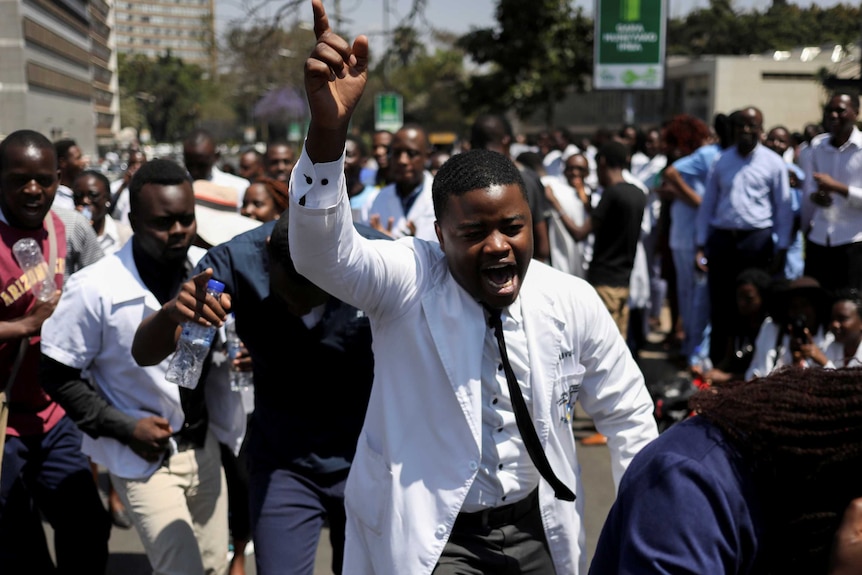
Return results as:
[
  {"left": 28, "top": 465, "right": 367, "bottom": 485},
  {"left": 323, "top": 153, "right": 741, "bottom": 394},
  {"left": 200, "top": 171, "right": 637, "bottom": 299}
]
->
[
  {"left": 556, "top": 363, "right": 586, "bottom": 424},
  {"left": 345, "top": 434, "right": 391, "bottom": 536}
]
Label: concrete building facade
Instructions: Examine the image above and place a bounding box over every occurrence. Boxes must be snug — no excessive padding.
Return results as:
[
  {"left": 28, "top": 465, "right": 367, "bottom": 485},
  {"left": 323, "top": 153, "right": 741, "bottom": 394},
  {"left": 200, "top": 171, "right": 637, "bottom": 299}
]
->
[
  {"left": 113, "top": 0, "right": 215, "bottom": 73},
  {"left": 526, "top": 44, "right": 858, "bottom": 138},
  {"left": 0, "top": 0, "right": 99, "bottom": 156}
]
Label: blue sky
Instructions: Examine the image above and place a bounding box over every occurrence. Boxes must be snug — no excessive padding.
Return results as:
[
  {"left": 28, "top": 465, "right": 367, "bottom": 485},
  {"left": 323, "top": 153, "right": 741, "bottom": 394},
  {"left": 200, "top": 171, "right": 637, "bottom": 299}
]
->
[{"left": 216, "top": 0, "right": 852, "bottom": 52}]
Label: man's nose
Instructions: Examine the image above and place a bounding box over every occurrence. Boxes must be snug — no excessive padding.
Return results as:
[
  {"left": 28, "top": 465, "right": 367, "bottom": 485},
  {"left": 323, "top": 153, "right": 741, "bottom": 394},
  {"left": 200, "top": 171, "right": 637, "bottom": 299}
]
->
[{"left": 23, "top": 179, "right": 43, "bottom": 194}]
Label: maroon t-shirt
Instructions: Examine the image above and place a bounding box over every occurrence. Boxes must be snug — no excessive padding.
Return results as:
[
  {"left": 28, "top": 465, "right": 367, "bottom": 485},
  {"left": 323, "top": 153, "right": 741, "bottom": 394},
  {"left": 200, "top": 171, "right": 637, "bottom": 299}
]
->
[{"left": 1, "top": 212, "right": 67, "bottom": 437}]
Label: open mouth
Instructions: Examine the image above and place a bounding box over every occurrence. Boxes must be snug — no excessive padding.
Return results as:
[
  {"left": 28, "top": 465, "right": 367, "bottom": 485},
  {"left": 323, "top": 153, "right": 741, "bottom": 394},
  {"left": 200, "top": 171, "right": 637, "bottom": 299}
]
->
[{"left": 482, "top": 264, "right": 517, "bottom": 295}]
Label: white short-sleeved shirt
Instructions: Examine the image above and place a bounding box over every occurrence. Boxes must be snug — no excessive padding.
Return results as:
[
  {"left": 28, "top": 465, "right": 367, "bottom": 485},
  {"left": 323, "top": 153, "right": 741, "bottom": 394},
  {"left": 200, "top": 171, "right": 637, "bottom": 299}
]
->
[{"left": 40, "top": 242, "right": 228, "bottom": 480}]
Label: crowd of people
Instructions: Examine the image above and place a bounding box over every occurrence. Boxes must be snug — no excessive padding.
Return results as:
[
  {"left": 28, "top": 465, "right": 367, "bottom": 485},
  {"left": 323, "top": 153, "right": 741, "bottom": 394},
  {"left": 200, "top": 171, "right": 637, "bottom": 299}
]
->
[{"left": 2, "top": 2, "right": 862, "bottom": 573}]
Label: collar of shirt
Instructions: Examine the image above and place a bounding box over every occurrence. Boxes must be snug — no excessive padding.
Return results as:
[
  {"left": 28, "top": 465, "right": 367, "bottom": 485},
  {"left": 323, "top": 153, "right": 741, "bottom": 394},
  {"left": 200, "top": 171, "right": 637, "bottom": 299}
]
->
[
  {"left": 399, "top": 177, "right": 425, "bottom": 216},
  {"left": 836, "top": 126, "right": 862, "bottom": 152}
]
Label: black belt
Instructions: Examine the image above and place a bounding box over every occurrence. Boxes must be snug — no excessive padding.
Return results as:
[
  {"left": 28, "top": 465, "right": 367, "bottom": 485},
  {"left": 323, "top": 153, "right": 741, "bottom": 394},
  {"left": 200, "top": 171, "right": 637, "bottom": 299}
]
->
[
  {"left": 454, "top": 488, "right": 539, "bottom": 530},
  {"left": 173, "top": 435, "right": 199, "bottom": 452},
  {"left": 160, "top": 434, "right": 203, "bottom": 467}
]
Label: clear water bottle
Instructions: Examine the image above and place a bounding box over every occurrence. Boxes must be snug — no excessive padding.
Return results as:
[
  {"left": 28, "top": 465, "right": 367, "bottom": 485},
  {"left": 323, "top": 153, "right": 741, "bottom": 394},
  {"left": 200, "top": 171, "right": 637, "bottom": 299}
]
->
[
  {"left": 12, "top": 237, "right": 56, "bottom": 302},
  {"left": 225, "top": 312, "right": 254, "bottom": 392},
  {"left": 165, "top": 279, "right": 225, "bottom": 389}
]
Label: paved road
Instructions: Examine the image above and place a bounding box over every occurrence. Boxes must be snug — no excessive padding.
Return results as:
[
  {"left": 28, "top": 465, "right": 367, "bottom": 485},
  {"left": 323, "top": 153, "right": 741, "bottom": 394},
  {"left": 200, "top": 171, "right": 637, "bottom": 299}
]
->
[{"left": 46, "top": 325, "right": 680, "bottom": 574}]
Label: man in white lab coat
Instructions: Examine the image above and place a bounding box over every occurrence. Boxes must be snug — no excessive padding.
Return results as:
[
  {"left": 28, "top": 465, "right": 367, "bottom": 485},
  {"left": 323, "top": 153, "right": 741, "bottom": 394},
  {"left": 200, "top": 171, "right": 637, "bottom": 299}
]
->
[{"left": 286, "top": 3, "right": 659, "bottom": 574}]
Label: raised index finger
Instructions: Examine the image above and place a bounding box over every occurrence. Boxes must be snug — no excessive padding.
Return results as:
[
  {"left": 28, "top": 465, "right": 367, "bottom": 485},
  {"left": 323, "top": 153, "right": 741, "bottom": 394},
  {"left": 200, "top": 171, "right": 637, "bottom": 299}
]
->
[{"left": 312, "top": 0, "right": 330, "bottom": 40}]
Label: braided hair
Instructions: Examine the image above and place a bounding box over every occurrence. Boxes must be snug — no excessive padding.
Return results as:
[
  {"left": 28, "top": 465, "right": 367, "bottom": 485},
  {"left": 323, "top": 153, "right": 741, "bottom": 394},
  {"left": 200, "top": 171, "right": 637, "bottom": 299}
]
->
[{"left": 690, "top": 367, "right": 862, "bottom": 573}]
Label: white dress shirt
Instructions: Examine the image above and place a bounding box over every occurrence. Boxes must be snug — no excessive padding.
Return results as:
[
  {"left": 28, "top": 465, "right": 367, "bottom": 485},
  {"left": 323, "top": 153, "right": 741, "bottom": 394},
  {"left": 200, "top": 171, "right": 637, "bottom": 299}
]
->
[
  {"left": 462, "top": 301, "right": 540, "bottom": 512},
  {"left": 801, "top": 127, "right": 862, "bottom": 246}
]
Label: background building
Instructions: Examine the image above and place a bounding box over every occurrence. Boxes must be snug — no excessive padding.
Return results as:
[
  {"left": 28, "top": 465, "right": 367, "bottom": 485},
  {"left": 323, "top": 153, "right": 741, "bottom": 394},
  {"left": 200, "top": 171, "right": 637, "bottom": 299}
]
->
[
  {"left": 90, "top": 0, "right": 120, "bottom": 151},
  {"left": 113, "top": 0, "right": 215, "bottom": 73},
  {"left": 0, "top": 0, "right": 102, "bottom": 157},
  {"left": 524, "top": 43, "right": 859, "bottom": 137}
]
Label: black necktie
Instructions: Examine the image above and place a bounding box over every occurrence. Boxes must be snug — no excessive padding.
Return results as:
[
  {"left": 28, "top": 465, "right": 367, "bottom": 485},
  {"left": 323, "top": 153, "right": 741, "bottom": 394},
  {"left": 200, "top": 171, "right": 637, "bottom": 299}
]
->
[{"left": 486, "top": 308, "right": 576, "bottom": 502}]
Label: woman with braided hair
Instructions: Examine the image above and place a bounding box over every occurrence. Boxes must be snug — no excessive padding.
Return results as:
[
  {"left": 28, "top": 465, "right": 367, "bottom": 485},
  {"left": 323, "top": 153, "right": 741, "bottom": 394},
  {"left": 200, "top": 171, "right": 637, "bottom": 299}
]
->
[
  {"left": 241, "top": 176, "right": 289, "bottom": 223},
  {"left": 590, "top": 366, "right": 862, "bottom": 574}
]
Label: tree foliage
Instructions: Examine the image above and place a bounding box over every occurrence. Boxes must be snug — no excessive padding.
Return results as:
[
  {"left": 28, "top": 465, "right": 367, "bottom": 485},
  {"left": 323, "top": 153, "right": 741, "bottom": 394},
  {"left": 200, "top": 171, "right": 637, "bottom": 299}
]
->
[
  {"left": 667, "top": 0, "right": 862, "bottom": 57},
  {"left": 457, "top": 0, "right": 593, "bottom": 127},
  {"left": 118, "top": 52, "right": 215, "bottom": 142},
  {"left": 353, "top": 27, "right": 467, "bottom": 135},
  {"left": 219, "top": 22, "right": 316, "bottom": 130}
]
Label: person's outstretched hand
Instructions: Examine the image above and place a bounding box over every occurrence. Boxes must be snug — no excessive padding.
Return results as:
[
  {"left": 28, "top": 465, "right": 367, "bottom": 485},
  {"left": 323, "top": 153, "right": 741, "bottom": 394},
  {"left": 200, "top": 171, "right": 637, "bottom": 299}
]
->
[{"left": 305, "top": 0, "right": 369, "bottom": 163}]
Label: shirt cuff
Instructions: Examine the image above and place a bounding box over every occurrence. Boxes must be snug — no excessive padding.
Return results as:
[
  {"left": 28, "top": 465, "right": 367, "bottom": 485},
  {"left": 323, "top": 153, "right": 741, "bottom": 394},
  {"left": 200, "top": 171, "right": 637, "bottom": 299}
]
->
[{"left": 289, "top": 144, "right": 346, "bottom": 209}]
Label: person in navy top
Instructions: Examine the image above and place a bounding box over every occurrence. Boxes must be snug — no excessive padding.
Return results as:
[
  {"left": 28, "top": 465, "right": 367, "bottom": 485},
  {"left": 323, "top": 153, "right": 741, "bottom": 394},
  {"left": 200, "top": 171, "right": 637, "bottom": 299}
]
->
[
  {"left": 590, "top": 366, "right": 862, "bottom": 575},
  {"left": 132, "top": 218, "right": 390, "bottom": 575}
]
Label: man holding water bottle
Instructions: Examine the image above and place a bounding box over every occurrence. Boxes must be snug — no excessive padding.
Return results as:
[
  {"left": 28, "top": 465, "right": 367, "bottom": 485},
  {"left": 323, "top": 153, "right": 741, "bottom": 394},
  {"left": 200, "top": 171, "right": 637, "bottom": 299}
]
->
[
  {"left": 131, "top": 215, "right": 390, "bottom": 575},
  {"left": 0, "top": 129, "right": 110, "bottom": 573},
  {"left": 40, "top": 158, "right": 244, "bottom": 574}
]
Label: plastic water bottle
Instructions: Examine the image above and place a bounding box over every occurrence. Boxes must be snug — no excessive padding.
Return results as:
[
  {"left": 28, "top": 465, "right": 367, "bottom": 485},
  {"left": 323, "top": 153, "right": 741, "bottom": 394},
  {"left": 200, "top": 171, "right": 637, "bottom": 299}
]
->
[
  {"left": 12, "top": 238, "right": 56, "bottom": 302},
  {"left": 165, "top": 279, "right": 225, "bottom": 389},
  {"left": 225, "top": 312, "right": 254, "bottom": 392}
]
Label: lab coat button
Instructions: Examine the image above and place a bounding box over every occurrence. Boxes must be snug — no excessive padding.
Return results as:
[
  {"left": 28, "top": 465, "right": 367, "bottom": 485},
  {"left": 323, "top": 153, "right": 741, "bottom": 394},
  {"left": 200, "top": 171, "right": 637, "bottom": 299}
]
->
[
  {"left": 469, "top": 460, "right": 478, "bottom": 471},
  {"left": 435, "top": 524, "right": 447, "bottom": 538}
]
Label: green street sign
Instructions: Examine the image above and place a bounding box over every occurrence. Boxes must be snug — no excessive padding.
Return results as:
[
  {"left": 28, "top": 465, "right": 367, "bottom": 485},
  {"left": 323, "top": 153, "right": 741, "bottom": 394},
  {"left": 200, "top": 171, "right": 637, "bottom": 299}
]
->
[
  {"left": 374, "top": 92, "right": 403, "bottom": 132},
  {"left": 594, "top": 0, "right": 666, "bottom": 90}
]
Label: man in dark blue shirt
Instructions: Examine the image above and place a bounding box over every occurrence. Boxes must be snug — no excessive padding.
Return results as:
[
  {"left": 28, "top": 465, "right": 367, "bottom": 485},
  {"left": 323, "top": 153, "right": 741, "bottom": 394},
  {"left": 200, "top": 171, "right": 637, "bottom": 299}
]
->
[{"left": 132, "top": 218, "right": 388, "bottom": 575}]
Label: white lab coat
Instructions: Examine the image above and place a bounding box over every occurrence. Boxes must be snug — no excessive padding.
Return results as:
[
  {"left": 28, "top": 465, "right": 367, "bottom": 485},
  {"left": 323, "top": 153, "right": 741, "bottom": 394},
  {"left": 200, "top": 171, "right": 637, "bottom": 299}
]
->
[{"left": 288, "top": 150, "right": 658, "bottom": 575}]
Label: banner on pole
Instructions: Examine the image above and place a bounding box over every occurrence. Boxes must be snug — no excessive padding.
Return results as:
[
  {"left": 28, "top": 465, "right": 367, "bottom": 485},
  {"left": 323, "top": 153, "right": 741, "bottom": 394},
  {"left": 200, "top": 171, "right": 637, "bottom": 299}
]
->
[
  {"left": 374, "top": 93, "right": 403, "bottom": 132},
  {"left": 594, "top": 0, "right": 666, "bottom": 90}
]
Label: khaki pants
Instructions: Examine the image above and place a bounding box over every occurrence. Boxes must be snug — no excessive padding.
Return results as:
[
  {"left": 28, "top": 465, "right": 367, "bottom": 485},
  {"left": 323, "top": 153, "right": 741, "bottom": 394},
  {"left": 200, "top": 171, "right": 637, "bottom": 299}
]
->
[
  {"left": 111, "top": 430, "right": 228, "bottom": 575},
  {"left": 594, "top": 285, "right": 631, "bottom": 337}
]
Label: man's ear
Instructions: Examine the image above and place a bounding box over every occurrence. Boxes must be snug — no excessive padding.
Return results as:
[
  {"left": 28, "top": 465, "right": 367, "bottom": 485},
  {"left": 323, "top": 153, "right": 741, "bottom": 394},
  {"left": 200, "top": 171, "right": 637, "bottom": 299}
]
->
[{"left": 434, "top": 221, "right": 444, "bottom": 252}]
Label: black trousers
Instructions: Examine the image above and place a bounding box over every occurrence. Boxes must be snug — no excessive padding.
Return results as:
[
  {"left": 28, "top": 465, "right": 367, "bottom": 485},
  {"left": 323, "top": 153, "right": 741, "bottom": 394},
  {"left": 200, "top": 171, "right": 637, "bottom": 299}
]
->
[
  {"left": 433, "top": 489, "right": 556, "bottom": 575},
  {"left": 804, "top": 240, "right": 862, "bottom": 295}
]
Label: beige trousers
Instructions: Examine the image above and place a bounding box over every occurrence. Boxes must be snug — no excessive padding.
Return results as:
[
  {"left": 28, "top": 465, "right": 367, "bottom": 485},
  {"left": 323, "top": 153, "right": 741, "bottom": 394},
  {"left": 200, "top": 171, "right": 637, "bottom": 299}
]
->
[
  {"left": 111, "top": 430, "right": 228, "bottom": 575},
  {"left": 594, "top": 285, "right": 631, "bottom": 337}
]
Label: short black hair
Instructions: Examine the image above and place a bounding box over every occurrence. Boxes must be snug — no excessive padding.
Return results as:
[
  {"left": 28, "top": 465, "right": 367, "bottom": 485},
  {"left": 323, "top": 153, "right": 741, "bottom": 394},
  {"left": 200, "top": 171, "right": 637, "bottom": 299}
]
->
[
  {"left": 265, "top": 140, "right": 293, "bottom": 155},
  {"left": 54, "top": 138, "right": 78, "bottom": 161},
  {"left": 182, "top": 128, "right": 215, "bottom": 148},
  {"left": 432, "top": 149, "right": 525, "bottom": 219},
  {"left": 514, "top": 151, "right": 544, "bottom": 173},
  {"left": 346, "top": 134, "right": 368, "bottom": 157},
  {"left": 73, "top": 169, "right": 110, "bottom": 193},
  {"left": 470, "top": 113, "right": 513, "bottom": 151},
  {"left": 595, "top": 141, "right": 630, "bottom": 169},
  {"left": 128, "top": 158, "right": 192, "bottom": 214},
  {"left": 269, "top": 214, "right": 317, "bottom": 287},
  {"left": 0, "top": 129, "right": 55, "bottom": 174},
  {"left": 831, "top": 287, "right": 862, "bottom": 313},
  {"left": 240, "top": 147, "right": 263, "bottom": 161},
  {"left": 829, "top": 92, "right": 860, "bottom": 113},
  {"left": 736, "top": 267, "right": 772, "bottom": 295}
]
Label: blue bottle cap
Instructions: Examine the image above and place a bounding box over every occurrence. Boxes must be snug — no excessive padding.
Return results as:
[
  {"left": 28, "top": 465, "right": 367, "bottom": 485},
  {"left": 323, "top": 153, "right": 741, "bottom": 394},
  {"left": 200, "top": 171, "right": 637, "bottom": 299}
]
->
[{"left": 206, "top": 279, "right": 226, "bottom": 293}]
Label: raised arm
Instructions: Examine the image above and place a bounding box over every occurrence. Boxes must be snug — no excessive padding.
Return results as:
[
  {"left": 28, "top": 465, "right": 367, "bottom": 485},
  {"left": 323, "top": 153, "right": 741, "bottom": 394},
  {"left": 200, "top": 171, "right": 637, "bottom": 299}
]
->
[
  {"left": 132, "top": 268, "right": 229, "bottom": 366},
  {"left": 304, "top": 0, "right": 369, "bottom": 163}
]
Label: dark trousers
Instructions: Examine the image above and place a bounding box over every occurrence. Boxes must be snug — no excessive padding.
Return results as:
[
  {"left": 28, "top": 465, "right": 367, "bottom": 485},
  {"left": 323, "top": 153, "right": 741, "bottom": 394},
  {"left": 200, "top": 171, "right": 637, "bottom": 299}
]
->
[
  {"left": 249, "top": 463, "right": 348, "bottom": 575},
  {"left": 220, "top": 414, "right": 252, "bottom": 543},
  {"left": 804, "top": 240, "right": 862, "bottom": 295},
  {"left": 705, "top": 228, "right": 775, "bottom": 364},
  {"left": 433, "top": 489, "right": 556, "bottom": 575},
  {"left": 0, "top": 415, "right": 110, "bottom": 574}
]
